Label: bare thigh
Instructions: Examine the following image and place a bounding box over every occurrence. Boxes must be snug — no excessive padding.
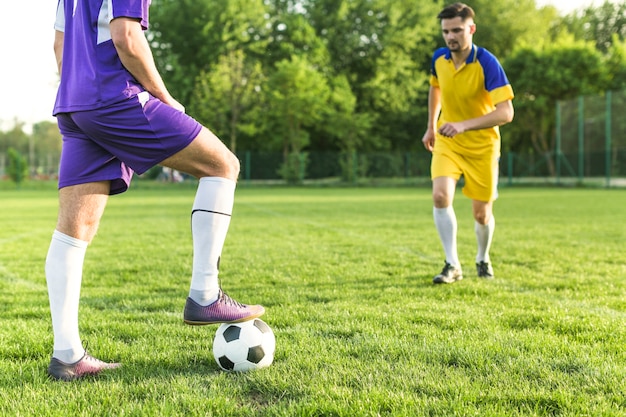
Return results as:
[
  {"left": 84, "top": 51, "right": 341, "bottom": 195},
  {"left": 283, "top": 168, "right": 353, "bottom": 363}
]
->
[
  {"left": 160, "top": 127, "right": 240, "bottom": 180},
  {"left": 57, "top": 181, "right": 111, "bottom": 242}
]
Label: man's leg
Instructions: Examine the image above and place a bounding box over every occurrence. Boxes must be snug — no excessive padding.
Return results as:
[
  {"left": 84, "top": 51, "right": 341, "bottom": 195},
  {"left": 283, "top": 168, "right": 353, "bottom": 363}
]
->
[
  {"left": 160, "top": 127, "right": 264, "bottom": 324},
  {"left": 432, "top": 176, "right": 463, "bottom": 284},
  {"left": 433, "top": 176, "right": 460, "bottom": 265},
  {"left": 473, "top": 200, "right": 495, "bottom": 278},
  {"left": 47, "top": 181, "right": 109, "bottom": 363},
  {"left": 46, "top": 181, "right": 121, "bottom": 380},
  {"left": 188, "top": 177, "right": 234, "bottom": 305}
]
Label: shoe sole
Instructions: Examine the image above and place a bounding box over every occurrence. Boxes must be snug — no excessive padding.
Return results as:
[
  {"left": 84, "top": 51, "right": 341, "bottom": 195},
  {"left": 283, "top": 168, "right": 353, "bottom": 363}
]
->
[
  {"left": 48, "top": 357, "right": 121, "bottom": 381},
  {"left": 184, "top": 309, "right": 265, "bottom": 326},
  {"left": 433, "top": 275, "right": 463, "bottom": 284}
]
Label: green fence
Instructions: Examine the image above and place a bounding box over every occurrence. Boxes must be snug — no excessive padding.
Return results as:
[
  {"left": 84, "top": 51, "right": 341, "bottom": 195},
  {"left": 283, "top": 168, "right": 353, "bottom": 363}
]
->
[
  {"left": 553, "top": 90, "right": 625, "bottom": 187},
  {"left": 239, "top": 147, "right": 625, "bottom": 187},
  {"left": 240, "top": 91, "right": 626, "bottom": 187},
  {"left": 3, "top": 90, "right": 625, "bottom": 187}
]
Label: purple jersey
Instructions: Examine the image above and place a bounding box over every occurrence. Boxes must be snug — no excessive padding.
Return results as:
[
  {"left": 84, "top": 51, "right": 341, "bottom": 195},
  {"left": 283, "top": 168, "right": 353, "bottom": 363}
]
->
[{"left": 53, "top": 0, "right": 151, "bottom": 114}]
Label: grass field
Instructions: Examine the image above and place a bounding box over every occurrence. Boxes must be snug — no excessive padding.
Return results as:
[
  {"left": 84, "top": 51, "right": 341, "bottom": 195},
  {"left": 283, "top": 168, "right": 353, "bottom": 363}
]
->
[{"left": 0, "top": 182, "right": 625, "bottom": 416}]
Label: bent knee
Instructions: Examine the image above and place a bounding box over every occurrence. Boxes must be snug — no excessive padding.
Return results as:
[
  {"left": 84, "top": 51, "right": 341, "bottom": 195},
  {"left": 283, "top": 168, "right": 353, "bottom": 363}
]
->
[
  {"left": 432, "top": 190, "right": 452, "bottom": 208},
  {"left": 473, "top": 208, "right": 493, "bottom": 225},
  {"left": 223, "top": 152, "right": 241, "bottom": 180},
  {"left": 474, "top": 213, "right": 490, "bottom": 225}
]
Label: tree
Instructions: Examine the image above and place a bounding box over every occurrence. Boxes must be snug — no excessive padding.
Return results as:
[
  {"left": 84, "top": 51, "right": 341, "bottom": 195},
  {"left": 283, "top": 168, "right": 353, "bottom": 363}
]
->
[
  {"left": 191, "top": 50, "right": 265, "bottom": 152},
  {"left": 262, "top": 3, "right": 331, "bottom": 69},
  {"left": 264, "top": 56, "right": 330, "bottom": 182},
  {"left": 469, "top": 0, "right": 561, "bottom": 58},
  {"left": 146, "top": 0, "right": 625, "bottom": 163},
  {"left": 559, "top": 1, "right": 626, "bottom": 53},
  {"left": 31, "top": 121, "right": 62, "bottom": 176},
  {"left": 323, "top": 74, "right": 373, "bottom": 181},
  {"left": 304, "top": 0, "right": 440, "bottom": 150},
  {"left": 150, "top": 0, "right": 269, "bottom": 105},
  {"left": 503, "top": 40, "right": 608, "bottom": 174},
  {"left": 604, "top": 36, "right": 626, "bottom": 91},
  {"left": 7, "top": 147, "right": 28, "bottom": 186},
  {"left": 0, "top": 122, "right": 29, "bottom": 155}
]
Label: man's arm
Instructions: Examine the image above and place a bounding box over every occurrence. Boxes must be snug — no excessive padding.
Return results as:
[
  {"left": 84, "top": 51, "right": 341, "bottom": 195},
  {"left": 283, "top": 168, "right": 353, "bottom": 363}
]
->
[
  {"left": 437, "top": 99, "right": 514, "bottom": 138},
  {"left": 109, "top": 17, "right": 184, "bottom": 112},
  {"left": 54, "top": 30, "right": 64, "bottom": 76},
  {"left": 422, "top": 85, "right": 442, "bottom": 152}
]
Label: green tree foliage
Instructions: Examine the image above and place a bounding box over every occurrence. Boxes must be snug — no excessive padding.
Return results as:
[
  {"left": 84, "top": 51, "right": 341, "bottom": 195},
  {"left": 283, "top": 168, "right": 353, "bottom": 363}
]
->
[
  {"left": 0, "top": 121, "right": 61, "bottom": 178},
  {"left": 31, "top": 121, "right": 62, "bottom": 176},
  {"left": 503, "top": 40, "right": 607, "bottom": 174},
  {"left": 324, "top": 75, "right": 373, "bottom": 181},
  {"left": 324, "top": 75, "right": 372, "bottom": 153},
  {"left": 263, "top": 3, "right": 330, "bottom": 69},
  {"left": 150, "top": 0, "right": 565, "bottom": 157},
  {"left": 604, "top": 37, "right": 626, "bottom": 90},
  {"left": 0, "top": 123, "right": 29, "bottom": 155},
  {"left": 470, "top": 0, "right": 560, "bottom": 58},
  {"left": 304, "top": 0, "right": 439, "bottom": 150},
  {"left": 558, "top": 1, "right": 626, "bottom": 53},
  {"left": 191, "top": 50, "right": 265, "bottom": 152},
  {"left": 266, "top": 55, "right": 329, "bottom": 151},
  {"left": 265, "top": 56, "right": 330, "bottom": 182},
  {"left": 7, "top": 147, "right": 28, "bottom": 186},
  {"left": 150, "top": 0, "right": 269, "bottom": 105},
  {"left": 6, "top": 0, "right": 625, "bottom": 182}
]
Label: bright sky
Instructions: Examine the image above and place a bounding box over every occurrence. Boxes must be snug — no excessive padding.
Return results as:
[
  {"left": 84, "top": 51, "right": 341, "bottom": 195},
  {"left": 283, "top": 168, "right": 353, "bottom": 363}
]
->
[{"left": 0, "top": 0, "right": 615, "bottom": 131}]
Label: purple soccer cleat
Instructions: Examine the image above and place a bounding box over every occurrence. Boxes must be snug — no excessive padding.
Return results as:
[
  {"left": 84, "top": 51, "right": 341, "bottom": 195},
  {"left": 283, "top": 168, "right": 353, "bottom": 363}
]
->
[
  {"left": 48, "top": 352, "right": 121, "bottom": 381},
  {"left": 183, "top": 290, "right": 265, "bottom": 325}
]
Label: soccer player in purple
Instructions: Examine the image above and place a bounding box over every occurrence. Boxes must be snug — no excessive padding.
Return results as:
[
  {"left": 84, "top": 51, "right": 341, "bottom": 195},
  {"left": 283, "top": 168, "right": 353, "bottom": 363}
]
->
[{"left": 46, "top": 0, "right": 265, "bottom": 381}]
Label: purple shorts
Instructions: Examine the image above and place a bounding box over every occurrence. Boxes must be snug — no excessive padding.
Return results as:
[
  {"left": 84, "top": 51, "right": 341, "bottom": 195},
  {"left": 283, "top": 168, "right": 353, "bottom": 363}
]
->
[{"left": 56, "top": 92, "right": 202, "bottom": 195}]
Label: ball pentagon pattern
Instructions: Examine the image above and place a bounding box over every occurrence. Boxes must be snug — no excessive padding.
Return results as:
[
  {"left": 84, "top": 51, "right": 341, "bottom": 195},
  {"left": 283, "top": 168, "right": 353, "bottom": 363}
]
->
[{"left": 212, "top": 319, "right": 276, "bottom": 372}]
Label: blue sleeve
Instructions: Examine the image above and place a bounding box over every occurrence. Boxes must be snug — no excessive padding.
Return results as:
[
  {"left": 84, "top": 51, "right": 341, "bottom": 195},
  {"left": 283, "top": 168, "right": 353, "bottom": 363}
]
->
[{"left": 476, "top": 47, "right": 510, "bottom": 92}]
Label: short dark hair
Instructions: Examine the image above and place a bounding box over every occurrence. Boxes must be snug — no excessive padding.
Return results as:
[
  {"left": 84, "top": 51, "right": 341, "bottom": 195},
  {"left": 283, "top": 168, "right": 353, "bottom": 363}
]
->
[{"left": 437, "top": 3, "right": 475, "bottom": 21}]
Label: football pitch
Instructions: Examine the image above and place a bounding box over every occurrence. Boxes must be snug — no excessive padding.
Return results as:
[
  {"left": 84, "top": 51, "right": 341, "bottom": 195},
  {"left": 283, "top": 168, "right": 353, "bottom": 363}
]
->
[{"left": 0, "top": 184, "right": 624, "bottom": 416}]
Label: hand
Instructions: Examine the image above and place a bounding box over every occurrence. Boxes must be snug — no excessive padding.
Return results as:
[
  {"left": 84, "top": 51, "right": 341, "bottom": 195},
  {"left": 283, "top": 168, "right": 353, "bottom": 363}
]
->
[
  {"left": 163, "top": 96, "right": 185, "bottom": 113},
  {"left": 422, "top": 129, "right": 436, "bottom": 152},
  {"left": 438, "top": 121, "right": 466, "bottom": 137}
]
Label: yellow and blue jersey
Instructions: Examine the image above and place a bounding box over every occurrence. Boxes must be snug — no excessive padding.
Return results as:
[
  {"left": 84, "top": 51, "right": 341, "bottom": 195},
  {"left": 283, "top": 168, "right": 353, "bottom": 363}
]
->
[{"left": 430, "top": 44, "right": 514, "bottom": 156}]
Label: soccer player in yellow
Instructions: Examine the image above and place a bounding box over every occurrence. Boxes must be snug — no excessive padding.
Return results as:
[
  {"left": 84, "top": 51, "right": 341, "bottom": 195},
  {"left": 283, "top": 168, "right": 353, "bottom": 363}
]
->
[{"left": 422, "top": 2, "right": 514, "bottom": 284}]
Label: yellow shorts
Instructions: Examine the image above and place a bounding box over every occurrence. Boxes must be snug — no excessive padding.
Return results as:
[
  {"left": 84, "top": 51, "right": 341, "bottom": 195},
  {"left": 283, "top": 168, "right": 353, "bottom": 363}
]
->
[{"left": 431, "top": 140, "right": 499, "bottom": 202}]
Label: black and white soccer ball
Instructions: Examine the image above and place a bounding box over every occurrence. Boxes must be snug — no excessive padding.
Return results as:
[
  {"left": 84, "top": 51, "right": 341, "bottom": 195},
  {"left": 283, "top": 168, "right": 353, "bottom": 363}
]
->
[{"left": 212, "top": 319, "right": 276, "bottom": 372}]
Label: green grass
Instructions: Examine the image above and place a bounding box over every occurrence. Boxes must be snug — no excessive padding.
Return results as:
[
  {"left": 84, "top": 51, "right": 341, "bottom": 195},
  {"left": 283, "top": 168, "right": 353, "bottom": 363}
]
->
[{"left": 0, "top": 183, "right": 625, "bottom": 416}]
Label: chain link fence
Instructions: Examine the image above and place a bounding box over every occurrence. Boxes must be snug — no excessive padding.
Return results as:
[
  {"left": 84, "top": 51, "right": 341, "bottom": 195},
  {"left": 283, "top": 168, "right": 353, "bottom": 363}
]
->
[
  {"left": 2, "top": 91, "right": 624, "bottom": 187},
  {"left": 501, "top": 90, "right": 626, "bottom": 187}
]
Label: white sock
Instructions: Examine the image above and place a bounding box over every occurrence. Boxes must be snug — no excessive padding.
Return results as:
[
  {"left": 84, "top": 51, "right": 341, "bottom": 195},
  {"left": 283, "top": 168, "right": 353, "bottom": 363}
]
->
[
  {"left": 475, "top": 215, "right": 495, "bottom": 263},
  {"left": 45, "top": 230, "right": 87, "bottom": 364},
  {"left": 433, "top": 206, "right": 460, "bottom": 267},
  {"left": 189, "top": 177, "right": 235, "bottom": 306}
]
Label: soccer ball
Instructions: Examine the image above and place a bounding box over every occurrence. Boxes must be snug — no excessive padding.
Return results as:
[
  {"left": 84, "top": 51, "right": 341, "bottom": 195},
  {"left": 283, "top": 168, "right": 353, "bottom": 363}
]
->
[{"left": 212, "top": 319, "right": 276, "bottom": 372}]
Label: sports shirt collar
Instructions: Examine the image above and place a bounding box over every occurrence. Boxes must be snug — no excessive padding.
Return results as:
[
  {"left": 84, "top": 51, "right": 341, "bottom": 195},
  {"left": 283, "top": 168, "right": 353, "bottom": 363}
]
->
[{"left": 445, "top": 44, "right": 477, "bottom": 64}]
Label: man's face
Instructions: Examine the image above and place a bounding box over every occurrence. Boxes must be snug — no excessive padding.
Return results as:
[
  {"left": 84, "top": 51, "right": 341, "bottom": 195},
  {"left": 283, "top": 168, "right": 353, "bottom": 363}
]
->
[{"left": 441, "top": 17, "right": 475, "bottom": 53}]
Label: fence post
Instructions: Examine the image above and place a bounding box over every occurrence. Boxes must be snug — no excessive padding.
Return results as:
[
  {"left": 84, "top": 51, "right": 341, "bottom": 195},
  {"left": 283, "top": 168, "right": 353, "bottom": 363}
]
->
[
  {"left": 507, "top": 152, "right": 513, "bottom": 186},
  {"left": 405, "top": 152, "right": 410, "bottom": 179},
  {"left": 578, "top": 96, "right": 584, "bottom": 181},
  {"left": 352, "top": 150, "right": 358, "bottom": 184},
  {"left": 556, "top": 101, "right": 562, "bottom": 184},
  {"left": 606, "top": 90, "right": 612, "bottom": 187},
  {"left": 245, "top": 151, "right": 251, "bottom": 184}
]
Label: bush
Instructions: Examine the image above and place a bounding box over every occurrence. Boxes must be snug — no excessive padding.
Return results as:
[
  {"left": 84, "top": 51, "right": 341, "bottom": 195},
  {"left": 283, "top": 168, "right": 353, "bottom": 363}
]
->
[
  {"left": 7, "top": 147, "right": 28, "bottom": 186},
  {"left": 278, "top": 152, "right": 308, "bottom": 184}
]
